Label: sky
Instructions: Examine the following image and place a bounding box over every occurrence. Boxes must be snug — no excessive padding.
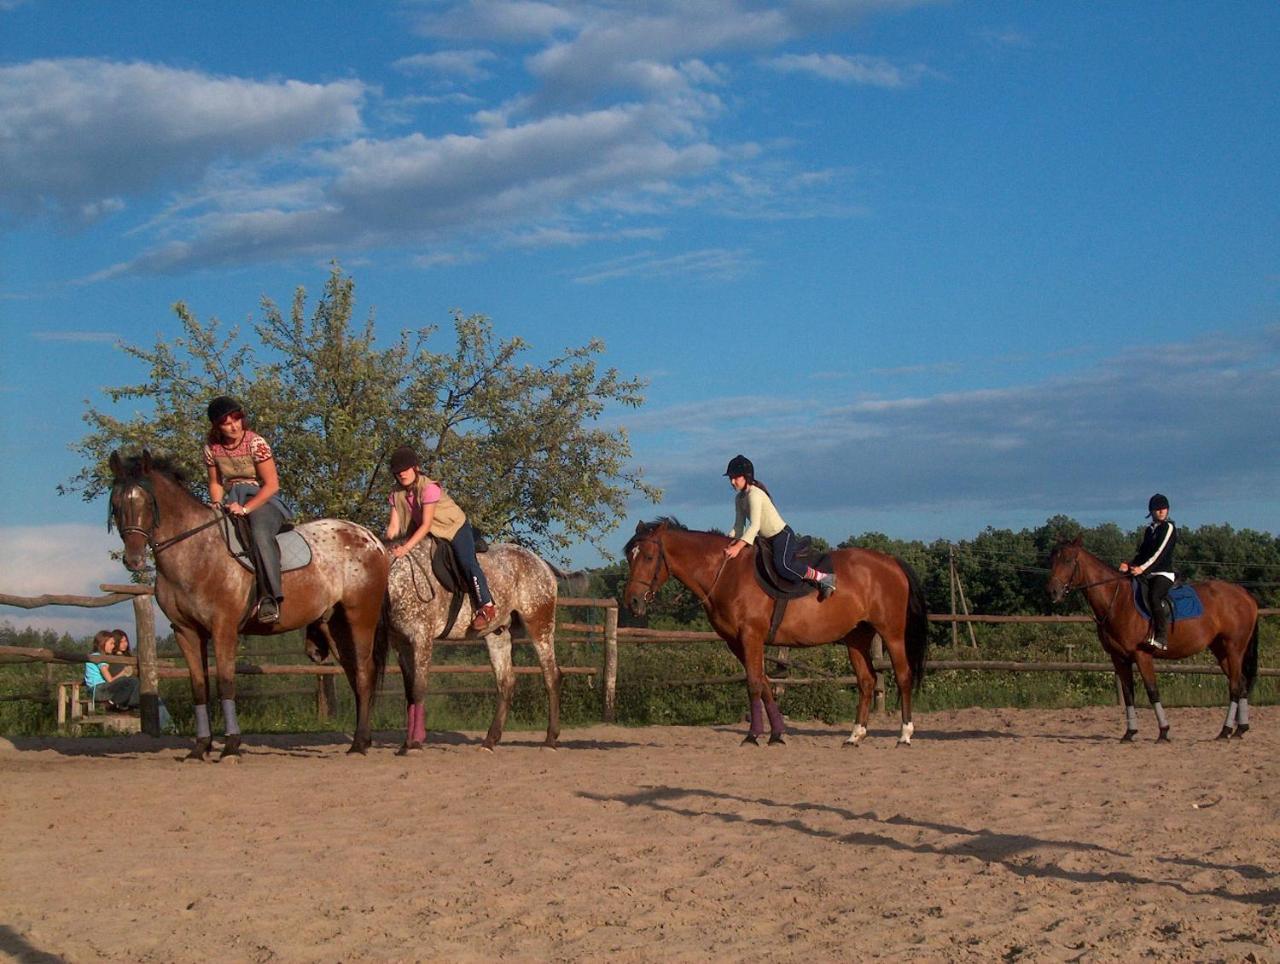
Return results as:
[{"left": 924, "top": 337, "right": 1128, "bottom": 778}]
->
[{"left": 1, "top": 0, "right": 1278, "bottom": 639}]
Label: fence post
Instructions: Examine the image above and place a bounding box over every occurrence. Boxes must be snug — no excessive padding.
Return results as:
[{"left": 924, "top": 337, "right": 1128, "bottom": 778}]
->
[
  {"left": 872, "top": 635, "right": 886, "bottom": 714},
  {"left": 316, "top": 674, "right": 336, "bottom": 721},
  {"left": 133, "top": 594, "right": 161, "bottom": 737},
  {"left": 603, "top": 604, "right": 618, "bottom": 723}
]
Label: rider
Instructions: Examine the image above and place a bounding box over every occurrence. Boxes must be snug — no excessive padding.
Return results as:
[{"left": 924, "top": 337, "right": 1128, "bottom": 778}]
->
[
  {"left": 204, "top": 395, "right": 289, "bottom": 624},
  {"left": 1119, "top": 493, "right": 1176, "bottom": 651},
  {"left": 721, "top": 454, "right": 836, "bottom": 599},
  {"left": 385, "top": 445, "right": 497, "bottom": 633}
]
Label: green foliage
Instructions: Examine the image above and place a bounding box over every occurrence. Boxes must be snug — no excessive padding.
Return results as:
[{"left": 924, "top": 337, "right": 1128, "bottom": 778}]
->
[{"left": 61, "top": 264, "right": 659, "bottom": 560}]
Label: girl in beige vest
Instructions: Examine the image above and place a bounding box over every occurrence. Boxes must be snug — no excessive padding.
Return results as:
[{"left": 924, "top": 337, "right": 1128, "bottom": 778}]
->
[{"left": 385, "top": 445, "right": 496, "bottom": 632}]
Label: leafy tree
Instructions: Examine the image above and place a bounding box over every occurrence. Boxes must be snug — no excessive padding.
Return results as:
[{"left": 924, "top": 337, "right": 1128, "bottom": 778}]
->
[{"left": 63, "top": 265, "right": 659, "bottom": 560}]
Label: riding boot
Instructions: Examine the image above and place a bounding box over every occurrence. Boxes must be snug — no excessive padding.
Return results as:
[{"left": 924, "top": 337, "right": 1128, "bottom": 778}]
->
[{"left": 1151, "top": 607, "right": 1169, "bottom": 651}]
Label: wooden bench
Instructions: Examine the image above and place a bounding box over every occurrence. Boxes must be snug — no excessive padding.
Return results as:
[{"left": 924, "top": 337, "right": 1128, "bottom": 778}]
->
[{"left": 56, "top": 682, "right": 141, "bottom": 736}]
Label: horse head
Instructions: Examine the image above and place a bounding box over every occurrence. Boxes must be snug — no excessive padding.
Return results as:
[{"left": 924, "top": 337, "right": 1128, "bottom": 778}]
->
[
  {"left": 621, "top": 519, "right": 673, "bottom": 617},
  {"left": 108, "top": 449, "right": 159, "bottom": 572},
  {"left": 1045, "top": 535, "right": 1085, "bottom": 604}
]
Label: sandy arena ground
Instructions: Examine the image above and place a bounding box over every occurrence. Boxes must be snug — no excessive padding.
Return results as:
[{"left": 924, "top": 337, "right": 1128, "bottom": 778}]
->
[{"left": 1, "top": 706, "right": 1276, "bottom": 962}]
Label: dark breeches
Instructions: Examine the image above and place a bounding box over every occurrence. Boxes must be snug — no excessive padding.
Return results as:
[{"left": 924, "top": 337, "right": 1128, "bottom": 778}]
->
[
  {"left": 1145, "top": 574, "right": 1172, "bottom": 639},
  {"left": 451, "top": 522, "right": 493, "bottom": 607}
]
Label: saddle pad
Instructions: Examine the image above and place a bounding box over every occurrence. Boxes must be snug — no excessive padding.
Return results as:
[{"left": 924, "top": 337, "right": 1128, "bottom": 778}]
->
[
  {"left": 224, "top": 518, "right": 313, "bottom": 573},
  {"left": 752, "top": 535, "right": 831, "bottom": 600},
  {"left": 1132, "top": 581, "right": 1204, "bottom": 621}
]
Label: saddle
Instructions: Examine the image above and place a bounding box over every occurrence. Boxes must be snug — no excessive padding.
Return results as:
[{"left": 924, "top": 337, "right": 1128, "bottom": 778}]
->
[
  {"left": 1132, "top": 579, "right": 1204, "bottom": 624},
  {"left": 395, "top": 534, "right": 491, "bottom": 638},
  {"left": 752, "top": 534, "right": 834, "bottom": 646},
  {"left": 223, "top": 515, "right": 312, "bottom": 572}
]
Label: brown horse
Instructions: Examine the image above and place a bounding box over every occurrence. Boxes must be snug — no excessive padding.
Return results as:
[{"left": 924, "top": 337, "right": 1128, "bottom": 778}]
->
[
  {"left": 386, "top": 536, "right": 562, "bottom": 752},
  {"left": 108, "top": 451, "right": 390, "bottom": 760},
  {"left": 1046, "top": 537, "right": 1259, "bottom": 741},
  {"left": 623, "top": 519, "right": 929, "bottom": 745}
]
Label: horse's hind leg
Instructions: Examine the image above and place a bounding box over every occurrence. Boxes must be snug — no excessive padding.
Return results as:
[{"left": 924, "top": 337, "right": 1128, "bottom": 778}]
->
[
  {"left": 843, "top": 626, "right": 878, "bottom": 746},
  {"left": 526, "top": 612, "right": 563, "bottom": 749},
  {"left": 1210, "top": 638, "right": 1245, "bottom": 740},
  {"left": 481, "top": 631, "right": 516, "bottom": 751},
  {"left": 1133, "top": 652, "right": 1170, "bottom": 742},
  {"left": 881, "top": 630, "right": 916, "bottom": 745}
]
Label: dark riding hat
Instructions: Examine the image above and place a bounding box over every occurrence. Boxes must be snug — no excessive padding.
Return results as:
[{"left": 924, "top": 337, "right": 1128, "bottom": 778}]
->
[
  {"left": 724, "top": 454, "right": 754, "bottom": 479},
  {"left": 206, "top": 395, "right": 243, "bottom": 424},
  {"left": 1148, "top": 493, "right": 1170, "bottom": 516},
  {"left": 389, "top": 445, "right": 420, "bottom": 474}
]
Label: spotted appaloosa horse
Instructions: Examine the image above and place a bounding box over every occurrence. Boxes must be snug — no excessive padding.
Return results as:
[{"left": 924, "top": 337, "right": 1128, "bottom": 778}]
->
[
  {"left": 1047, "top": 536, "right": 1259, "bottom": 742},
  {"left": 108, "top": 451, "right": 390, "bottom": 760},
  {"left": 387, "top": 536, "right": 562, "bottom": 752},
  {"left": 624, "top": 519, "right": 929, "bottom": 746}
]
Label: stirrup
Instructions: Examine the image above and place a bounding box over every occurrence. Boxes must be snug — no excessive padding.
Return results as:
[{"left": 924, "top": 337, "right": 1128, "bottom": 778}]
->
[{"left": 255, "top": 597, "right": 280, "bottom": 624}]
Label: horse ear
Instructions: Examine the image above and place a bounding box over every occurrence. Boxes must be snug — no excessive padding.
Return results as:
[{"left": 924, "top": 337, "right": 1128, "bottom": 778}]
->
[
  {"left": 142, "top": 449, "right": 152, "bottom": 472},
  {"left": 109, "top": 450, "right": 122, "bottom": 476},
  {"left": 635, "top": 521, "right": 645, "bottom": 534}
]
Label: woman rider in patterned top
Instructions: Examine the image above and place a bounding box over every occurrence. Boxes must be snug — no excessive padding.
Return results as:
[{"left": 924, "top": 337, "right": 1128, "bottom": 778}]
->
[
  {"left": 385, "top": 445, "right": 497, "bottom": 633},
  {"left": 721, "top": 454, "right": 836, "bottom": 599},
  {"left": 203, "top": 395, "right": 289, "bottom": 624}
]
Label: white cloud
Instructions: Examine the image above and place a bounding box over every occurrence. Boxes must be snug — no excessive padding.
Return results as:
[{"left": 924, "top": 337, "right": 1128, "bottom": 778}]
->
[
  {"left": 765, "top": 52, "right": 928, "bottom": 87},
  {"left": 393, "top": 49, "right": 499, "bottom": 81},
  {"left": 572, "top": 246, "right": 751, "bottom": 283},
  {"left": 0, "top": 58, "right": 365, "bottom": 223}
]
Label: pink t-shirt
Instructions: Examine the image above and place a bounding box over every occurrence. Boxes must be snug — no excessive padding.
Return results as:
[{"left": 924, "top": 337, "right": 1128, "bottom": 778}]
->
[{"left": 388, "top": 480, "right": 443, "bottom": 528}]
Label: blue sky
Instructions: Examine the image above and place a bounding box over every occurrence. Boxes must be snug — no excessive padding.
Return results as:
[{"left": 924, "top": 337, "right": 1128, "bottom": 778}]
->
[{"left": 2, "top": 0, "right": 1278, "bottom": 637}]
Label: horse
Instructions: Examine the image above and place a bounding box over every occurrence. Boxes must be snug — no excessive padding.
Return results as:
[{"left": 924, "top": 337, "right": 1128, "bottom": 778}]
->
[
  {"left": 623, "top": 519, "right": 929, "bottom": 746},
  {"left": 107, "top": 451, "right": 390, "bottom": 760},
  {"left": 1046, "top": 537, "right": 1259, "bottom": 741},
  {"left": 387, "top": 536, "right": 562, "bottom": 752}
]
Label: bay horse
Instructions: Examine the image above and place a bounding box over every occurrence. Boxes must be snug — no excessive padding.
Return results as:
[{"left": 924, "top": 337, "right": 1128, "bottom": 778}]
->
[
  {"left": 623, "top": 519, "right": 929, "bottom": 745},
  {"left": 108, "top": 451, "right": 390, "bottom": 760},
  {"left": 387, "top": 536, "right": 562, "bottom": 752},
  {"left": 1046, "top": 537, "right": 1259, "bottom": 741}
]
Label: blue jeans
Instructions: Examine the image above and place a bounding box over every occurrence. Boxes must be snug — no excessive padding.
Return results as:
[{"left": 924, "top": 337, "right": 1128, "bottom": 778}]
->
[{"left": 451, "top": 523, "right": 493, "bottom": 608}]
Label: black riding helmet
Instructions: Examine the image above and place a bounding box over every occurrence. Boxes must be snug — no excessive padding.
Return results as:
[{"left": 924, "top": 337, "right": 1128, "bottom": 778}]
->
[
  {"left": 390, "top": 445, "right": 420, "bottom": 474},
  {"left": 724, "top": 454, "right": 754, "bottom": 479},
  {"left": 1148, "top": 493, "right": 1170, "bottom": 516},
  {"left": 207, "top": 395, "right": 243, "bottom": 424}
]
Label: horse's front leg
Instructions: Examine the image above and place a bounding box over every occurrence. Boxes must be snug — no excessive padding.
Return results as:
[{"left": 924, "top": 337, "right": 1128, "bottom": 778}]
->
[
  {"left": 210, "top": 625, "right": 243, "bottom": 762},
  {"left": 1109, "top": 650, "right": 1139, "bottom": 742},
  {"left": 174, "top": 626, "right": 213, "bottom": 762},
  {"left": 393, "top": 628, "right": 431, "bottom": 754},
  {"left": 481, "top": 630, "right": 515, "bottom": 751},
  {"left": 739, "top": 637, "right": 780, "bottom": 746},
  {"left": 1132, "top": 650, "right": 1170, "bottom": 742}
]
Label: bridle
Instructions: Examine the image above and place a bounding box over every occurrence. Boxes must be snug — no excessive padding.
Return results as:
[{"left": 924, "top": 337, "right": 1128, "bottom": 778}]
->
[
  {"left": 1056, "top": 551, "right": 1126, "bottom": 624},
  {"left": 111, "top": 479, "right": 223, "bottom": 556},
  {"left": 631, "top": 530, "right": 729, "bottom": 607}
]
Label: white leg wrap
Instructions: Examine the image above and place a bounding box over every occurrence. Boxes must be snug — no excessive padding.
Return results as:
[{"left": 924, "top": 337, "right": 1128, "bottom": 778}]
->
[
  {"left": 898, "top": 721, "right": 914, "bottom": 745},
  {"left": 844, "top": 723, "right": 867, "bottom": 745},
  {"left": 1225, "top": 701, "right": 1239, "bottom": 728},
  {"left": 195, "top": 704, "right": 211, "bottom": 739},
  {"left": 221, "top": 698, "right": 240, "bottom": 736},
  {"left": 1153, "top": 702, "right": 1168, "bottom": 729},
  {"left": 1238, "top": 698, "right": 1249, "bottom": 725},
  {"left": 1125, "top": 705, "right": 1139, "bottom": 730}
]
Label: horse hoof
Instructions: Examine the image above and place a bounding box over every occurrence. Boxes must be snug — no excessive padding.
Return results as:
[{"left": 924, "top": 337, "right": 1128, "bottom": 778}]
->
[
  {"left": 741, "top": 733, "right": 761, "bottom": 746},
  {"left": 1216, "top": 726, "right": 1233, "bottom": 740},
  {"left": 219, "top": 752, "right": 241, "bottom": 764},
  {"left": 768, "top": 733, "right": 786, "bottom": 746},
  {"left": 346, "top": 741, "right": 369, "bottom": 755},
  {"left": 1120, "top": 730, "right": 1138, "bottom": 742},
  {"left": 1234, "top": 724, "right": 1249, "bottom": 738},
  {"left": 478, "top": 743, "right": 496, "bottom": 753},
  {"left": 1156, "top": 728, "right": 1171, "bottom": 743},
  {"left": 542, "top": 740, "right": 559, "bottom": 750},
  {"left": 397, "top": 742, "right": 423, "bottom": 756},
  {"left": 182, "top": 751, "right": 207, "bottom": 764}
]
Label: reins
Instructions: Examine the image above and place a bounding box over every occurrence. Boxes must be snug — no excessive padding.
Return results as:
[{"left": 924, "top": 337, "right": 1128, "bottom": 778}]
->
[
  {"left": 113, "top": 479, "right": 225, "bottom": 555},
  {"left": 639, "top": 535, "right": 729, "bottom": 608}
]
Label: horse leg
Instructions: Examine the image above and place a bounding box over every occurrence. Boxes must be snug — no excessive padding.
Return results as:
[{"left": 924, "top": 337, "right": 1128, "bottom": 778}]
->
[
  {"left": 392, "top": 628, "right": 430, "bottom": 754},
  {"left": 527, "top": 615, "right": 563, "bottom": 749},
  {"left": 1133, "top": 652, "right": 1170, "bottom": 742},
  {"left": 740, "top": 638, "right": 776, "bottom": 746},
  {"left": 210, "top": 627, "right": 243, "bottom": 762},
  {"left": 175, "top": 627, "right": 213, "bottom": 762},
  {"left": 1209, "top": 638, "right": 1244, "bottom": 740},
  {"left": 843, "top": 628, "right": 878, "bottom": 746},
  {"left": 480, "top": 631, "right": 516, "bottom": 751},
  {"left": 882, "top": 632, "right": 915, "bottom": 745},
  {"left": 1108, "top": 651, "right": 1140, "bottom": 741}
]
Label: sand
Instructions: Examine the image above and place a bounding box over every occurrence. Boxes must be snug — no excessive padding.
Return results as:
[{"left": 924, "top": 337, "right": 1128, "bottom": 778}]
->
[{"left": 1, "top": 706, "right": 1276, "bottom": 962}]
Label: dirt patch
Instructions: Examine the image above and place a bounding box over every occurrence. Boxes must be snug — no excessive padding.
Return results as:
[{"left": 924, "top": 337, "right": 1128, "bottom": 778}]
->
[{"left": 2, "top": 706, "right": 1276, "bottom": 961}]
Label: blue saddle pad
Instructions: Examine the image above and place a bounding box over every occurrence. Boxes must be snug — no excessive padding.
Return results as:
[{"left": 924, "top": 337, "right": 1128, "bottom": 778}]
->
[{"left": 1132, "top": 581, "right": 1203, "bottom": 621}]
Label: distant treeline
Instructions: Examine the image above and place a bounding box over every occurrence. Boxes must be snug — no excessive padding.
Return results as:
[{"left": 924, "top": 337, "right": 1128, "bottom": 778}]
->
[{"left": 584, "top": 515, "right": 1280, "bottom": 630}]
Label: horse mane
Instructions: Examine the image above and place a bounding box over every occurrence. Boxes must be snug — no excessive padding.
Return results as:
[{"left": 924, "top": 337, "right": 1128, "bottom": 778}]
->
[
  {"left": 112, "top": 452, "right": 191, "bottom": 486},
  {"left": 625, "top": 516, "right": 729, "bottom": 556}
]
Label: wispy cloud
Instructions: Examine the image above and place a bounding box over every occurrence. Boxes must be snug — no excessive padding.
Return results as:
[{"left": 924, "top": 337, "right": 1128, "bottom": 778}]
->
[
  {"left": 572, "top": 246, "right": 751, "bottom": 283},
  {"left": 32, "top": 331, "right": 119, "bottom": 343},
  {"left": 393, "top": 49, "right": 499, "bottom": 82},
  {"left": 764, "top": 52, "right": 929, "bottom": 88}
]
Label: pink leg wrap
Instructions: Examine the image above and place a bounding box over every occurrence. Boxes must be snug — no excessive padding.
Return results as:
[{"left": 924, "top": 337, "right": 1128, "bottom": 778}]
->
[{"left": 749, "top": 698, "right": 765, "bottom": 736}]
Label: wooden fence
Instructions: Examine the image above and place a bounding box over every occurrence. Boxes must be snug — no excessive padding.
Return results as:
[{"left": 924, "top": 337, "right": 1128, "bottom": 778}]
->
[{"left": 2, "top": 585, "right": 1276, "bottom": 732}]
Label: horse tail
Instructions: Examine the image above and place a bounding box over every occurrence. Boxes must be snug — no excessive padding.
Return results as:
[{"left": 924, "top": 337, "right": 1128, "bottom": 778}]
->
[
  {"left": 1243, "top": 616, "right": 1259, "bottom": 697},
  {"left": 898, "top": 558, "right": 930, "bottom": 690}
]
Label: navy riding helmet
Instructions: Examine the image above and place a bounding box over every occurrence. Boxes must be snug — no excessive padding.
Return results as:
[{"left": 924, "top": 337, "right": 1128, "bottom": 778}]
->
[
  {"left": 724, "top": 454, "right": 754, "bottom": 479},
  {"left": 207, "top": 395, "right": 243, "bottom": 424},
  {"left": 390, "top": 445, "right": 420, "bottom": 474},
  {"left": 1148, "top": 493, "right": 1170, "bottom": 516}
]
